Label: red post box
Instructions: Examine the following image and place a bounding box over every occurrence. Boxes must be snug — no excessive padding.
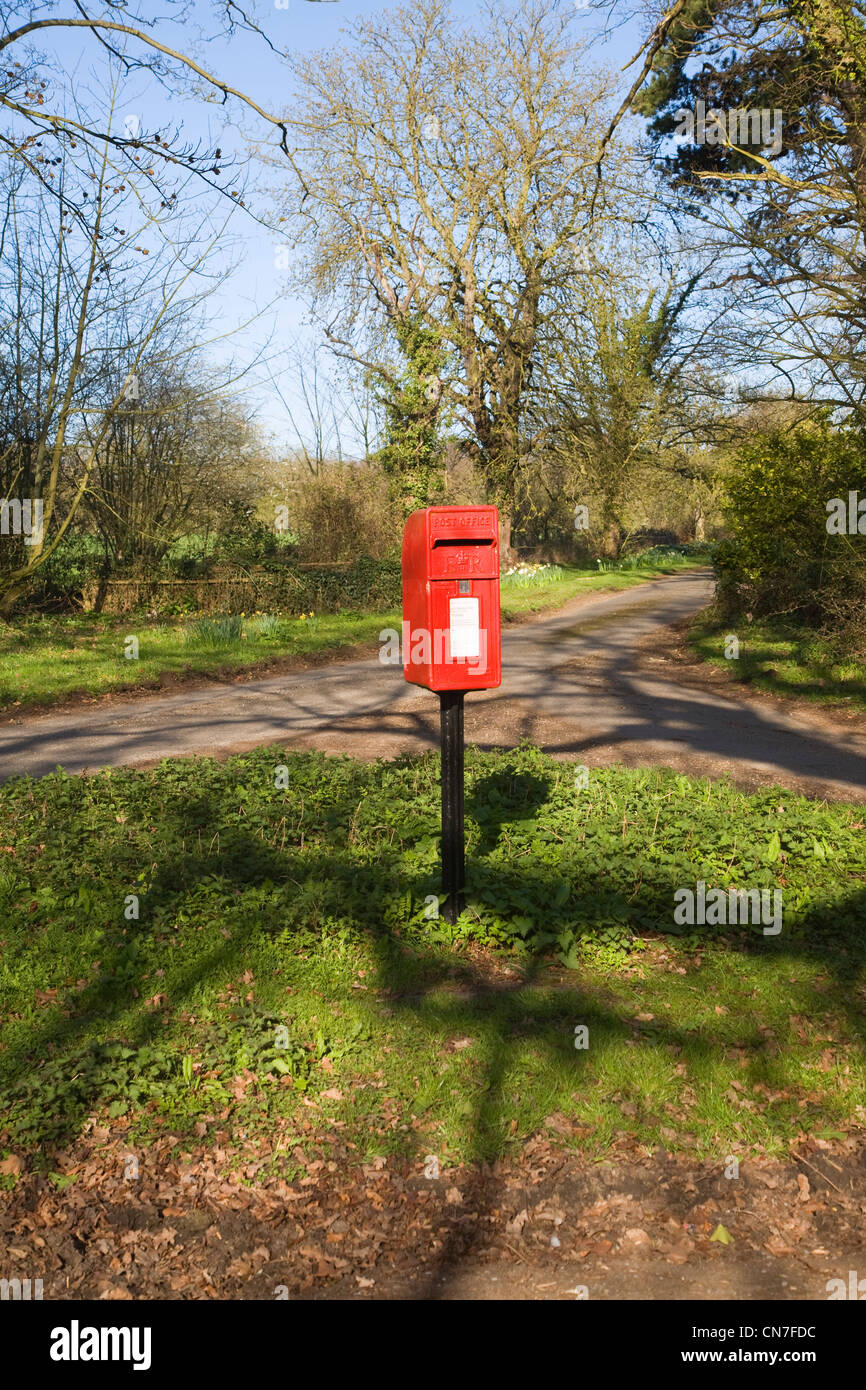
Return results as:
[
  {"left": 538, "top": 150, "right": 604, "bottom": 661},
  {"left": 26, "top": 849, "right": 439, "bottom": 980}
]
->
[{"left": 401, "top": 505, "right": 501, "bottom": 692}]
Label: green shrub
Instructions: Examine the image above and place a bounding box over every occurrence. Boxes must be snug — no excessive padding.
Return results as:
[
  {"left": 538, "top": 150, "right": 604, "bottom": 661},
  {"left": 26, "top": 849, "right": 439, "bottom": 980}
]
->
[
  {"left": 212, "top": 506, "right": 289, "bottom": 567},
  {"left": 26, "top": 535, "right": 104, "bottom": 606},
  {"left": 716, "top": 419, "right": 866, "bottom": 646}
]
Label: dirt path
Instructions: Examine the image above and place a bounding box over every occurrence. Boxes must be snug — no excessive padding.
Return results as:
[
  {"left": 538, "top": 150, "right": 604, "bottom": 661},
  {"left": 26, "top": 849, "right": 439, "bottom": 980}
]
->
[{"left": 3, "top": 569, "right": 865, "bottom": 800}]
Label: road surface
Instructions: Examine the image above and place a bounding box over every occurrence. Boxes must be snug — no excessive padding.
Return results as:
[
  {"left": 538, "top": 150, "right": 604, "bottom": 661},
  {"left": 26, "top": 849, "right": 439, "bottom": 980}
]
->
[{"left": 2, "top": 569, "right": 865, "bottom": 799}]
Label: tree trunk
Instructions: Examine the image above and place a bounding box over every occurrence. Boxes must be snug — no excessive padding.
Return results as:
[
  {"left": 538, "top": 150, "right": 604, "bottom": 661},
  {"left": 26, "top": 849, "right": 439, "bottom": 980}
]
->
[
  {"left": 601, "top": 524, "right": 623, "bottom": 559},
  {"left": 0, "top": 580, "right": 27, "bottom": 619},
  {"left": 498, "top": 511, "right": 515, "bottom": 568}
]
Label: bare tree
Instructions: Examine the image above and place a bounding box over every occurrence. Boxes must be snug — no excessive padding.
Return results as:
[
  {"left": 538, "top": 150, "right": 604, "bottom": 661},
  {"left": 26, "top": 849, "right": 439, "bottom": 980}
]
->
[
  {"left": 534, "top": 230, "right": 722, "bottom": 554},
  {"left": 0, "top": 79, "right": 247, "bottom": 613},
  {"left": 80, "top": 342, "right": 271, "bottom": 577},
  {"left": 0, "top": 0, "right": 297, "bottom": 227},
  {"left": 266, "top": 340, "right": 374, "bottom": 477},
  {"left": 271, "top": 0, "right": 642, "bottom": 548}
]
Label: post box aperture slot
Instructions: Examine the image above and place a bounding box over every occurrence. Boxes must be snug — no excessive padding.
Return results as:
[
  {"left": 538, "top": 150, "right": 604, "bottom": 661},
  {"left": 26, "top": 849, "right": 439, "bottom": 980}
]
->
[
  {"left": 429, "top": 533, "right": 499, "bottom": 579},
  {"left": 431, "top": 537, "right": 494, "bottom": 547}
]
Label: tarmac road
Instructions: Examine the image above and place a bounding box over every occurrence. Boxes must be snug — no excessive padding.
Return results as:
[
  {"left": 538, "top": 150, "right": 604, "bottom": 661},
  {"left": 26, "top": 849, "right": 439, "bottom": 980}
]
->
[{"left": 2, "top": 569, "right": 865, "bottom": 799}]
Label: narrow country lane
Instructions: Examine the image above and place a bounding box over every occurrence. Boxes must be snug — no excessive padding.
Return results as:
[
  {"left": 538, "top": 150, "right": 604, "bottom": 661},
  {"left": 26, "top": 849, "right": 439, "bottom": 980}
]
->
[{"left": 2, "top": 569, "right": 865, "bottom": 799}]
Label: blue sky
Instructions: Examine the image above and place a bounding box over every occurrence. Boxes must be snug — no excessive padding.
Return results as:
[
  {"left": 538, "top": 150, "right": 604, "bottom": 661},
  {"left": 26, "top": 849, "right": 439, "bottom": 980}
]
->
[{"left": 44, "top": 0, "right": 649, "bottom": 455}]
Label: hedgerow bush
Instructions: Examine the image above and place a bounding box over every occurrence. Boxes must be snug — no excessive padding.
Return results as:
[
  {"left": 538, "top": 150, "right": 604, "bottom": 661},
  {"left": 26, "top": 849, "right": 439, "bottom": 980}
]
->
[
  {"left": 715, "top": 419, "right": 866, "bottom": 651},
  {"left": 21, "top": 552, "right": 403, "bottom": 618},
  {"left": 26, "top": 535, "right": 104, "bottom": 608},
  {"left": 291, "top": 465, "right": 399, "bottom": 563}
]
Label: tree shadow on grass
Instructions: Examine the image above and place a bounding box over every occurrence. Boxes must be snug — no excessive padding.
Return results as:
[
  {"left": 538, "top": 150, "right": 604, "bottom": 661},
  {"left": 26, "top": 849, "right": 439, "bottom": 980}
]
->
[
  {"left": 3, "top": 754, "right": 866, "bottom": 1300},
  {"left": 467, "top": 768, "right": 552, "bottom": 857}
]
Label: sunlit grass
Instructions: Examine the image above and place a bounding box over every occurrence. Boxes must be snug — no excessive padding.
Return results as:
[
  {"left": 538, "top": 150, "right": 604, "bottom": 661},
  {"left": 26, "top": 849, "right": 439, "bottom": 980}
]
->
[
  {"left": 1, "top": 748, "right": 863, "bottom": 1171},
  {"left": 689, "top": 617, "right": 866, "bottom": 712}
]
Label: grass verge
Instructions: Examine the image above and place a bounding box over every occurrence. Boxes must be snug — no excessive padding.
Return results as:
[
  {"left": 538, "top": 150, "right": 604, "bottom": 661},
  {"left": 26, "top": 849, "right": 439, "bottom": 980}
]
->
[
  {"left": 1, "top": 745, "right": 864, "bottom": 1179},
  {"left": 689, "top": 616, "right": 866, "bottom": 713}
]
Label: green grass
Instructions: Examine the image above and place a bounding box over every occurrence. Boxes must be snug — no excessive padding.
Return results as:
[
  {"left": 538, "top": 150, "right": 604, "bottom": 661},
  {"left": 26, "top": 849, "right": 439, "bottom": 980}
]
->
[
  {"left": 0, "top": 608, "right": 393, "bottom": 713},
  {"left": 1, "top": 746, "right": 864, "bottom": 1176},
  {"left": 689, "top": 616, "right": 866, "bottom": 712},
  {"left": 0, "top": 551, "right": 705, "bottom": 713},
  {"left": 498, "top": 549, "right": 701, "bottom": 617}
]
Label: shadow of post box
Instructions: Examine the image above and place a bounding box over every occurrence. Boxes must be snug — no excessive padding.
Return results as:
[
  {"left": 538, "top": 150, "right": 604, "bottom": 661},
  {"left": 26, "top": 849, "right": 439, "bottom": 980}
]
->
[{"left": 401, "top": 505, "right": 501, "bottom": 691}]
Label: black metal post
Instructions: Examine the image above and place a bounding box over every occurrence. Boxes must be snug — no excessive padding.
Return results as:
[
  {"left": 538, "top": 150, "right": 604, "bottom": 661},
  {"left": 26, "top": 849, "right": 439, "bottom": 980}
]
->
[{"left": 439, "top": 690, "right": 465, "bottom": 923}]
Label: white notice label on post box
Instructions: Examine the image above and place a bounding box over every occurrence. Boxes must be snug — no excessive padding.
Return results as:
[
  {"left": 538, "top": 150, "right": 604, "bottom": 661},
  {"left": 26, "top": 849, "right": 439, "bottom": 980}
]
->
[{"left": 449, "top": 596, "right": 480, "bottom": 660}]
